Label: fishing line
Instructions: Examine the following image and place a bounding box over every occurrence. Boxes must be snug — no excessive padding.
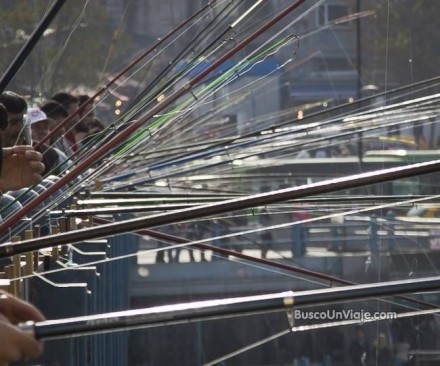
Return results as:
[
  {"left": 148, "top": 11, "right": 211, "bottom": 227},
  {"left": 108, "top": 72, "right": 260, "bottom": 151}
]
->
[
  {"left": 127, "top": 94, "right": 440, "bottom": 182},
  {"left": 4, "top": 0, "right": 440, "bottom": 308},
  {"left": 8, "top": 225, "right": 436, "bottom": 321},
  {"left": 11, "top": 235, "right": 329, "bottom": 290},
  {"left": 124, "top": 0, "right": 242, "bottom": 116},
  {"left": 203, "top": 328, "right": 291, "bottom": 366},
  {"left": 98, "top": 0, "right": 133, "bottom": 83},
  {"left": 33, "top": 0, "right": 92, "bottom": 96},
  {"left": 113, "top": 95, "right": 440, "bottom": 174},
  {"left": 19, "top": 277, "right": 440, "bottom": 342}
]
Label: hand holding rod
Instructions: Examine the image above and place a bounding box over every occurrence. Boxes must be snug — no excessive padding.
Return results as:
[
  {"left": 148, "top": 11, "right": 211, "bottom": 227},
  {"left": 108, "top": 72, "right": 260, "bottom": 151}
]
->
[{"left": 19, "top": 276, "right": 440, "bottom": 341}]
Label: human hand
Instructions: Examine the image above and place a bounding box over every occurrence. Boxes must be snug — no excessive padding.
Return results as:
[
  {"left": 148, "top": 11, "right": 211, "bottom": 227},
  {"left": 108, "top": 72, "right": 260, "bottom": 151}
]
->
[
  {"left": 0, "top": 291, "right": 45, "bottom": 365},
  {"left": 0, "top": 146, "right": 45, "bottom": 191}
]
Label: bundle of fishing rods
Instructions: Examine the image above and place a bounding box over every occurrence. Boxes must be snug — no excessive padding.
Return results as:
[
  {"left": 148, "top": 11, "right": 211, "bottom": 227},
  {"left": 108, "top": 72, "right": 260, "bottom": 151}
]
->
[{"left": 0, "top": 0, "right": 439, "bottom": 358}]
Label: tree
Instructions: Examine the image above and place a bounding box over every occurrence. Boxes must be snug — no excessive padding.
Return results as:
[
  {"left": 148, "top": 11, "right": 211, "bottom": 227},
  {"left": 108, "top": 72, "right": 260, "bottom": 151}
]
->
[
  {"left": 372, "top": 0, "right": 440, "bottom": 86},
  {"left": 0, "top": 0, "right": 131, "bottom": 97}
]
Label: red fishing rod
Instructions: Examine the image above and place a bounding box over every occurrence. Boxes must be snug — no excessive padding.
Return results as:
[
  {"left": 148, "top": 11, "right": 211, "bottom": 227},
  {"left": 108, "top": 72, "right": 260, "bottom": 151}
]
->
[
  {"left": 90, "top": 216, "right": 436, "bottom": 309},
  {"left": 0, "top": 0, "right": 310, "bottom": 236},
  {"left": 33, "top": 0, "right": 221, "bottom": 150}
]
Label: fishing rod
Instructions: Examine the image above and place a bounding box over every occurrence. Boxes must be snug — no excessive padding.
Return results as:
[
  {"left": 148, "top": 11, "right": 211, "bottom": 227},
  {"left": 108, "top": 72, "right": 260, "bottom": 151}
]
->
[
  {"left": 103, "top": 1, "right": 267, "bottom": 157},
  {"left": 0, "top": 0, "right": 311, "bottom": 236},
  {"left": 98, "top": 10, "right": 378, "bottom": 180},
  {"left": 125, "top": 0, "right": 242, "bottom": 117},
  {"left": 33, "top": 0, "right": 222, "bottom": 150},
  {"left": 10, "top": 3, "right": 234, "bottom": 211},
  {"left": 0, "top": 0, "right": 67, "bottom": 93},
  {"left": 102, "top": 88, "right": 319, "bottom": 180},
  {"left": 109, "top": 29, "right": 300, "bottom": 164},
  {"left": 6, "top": 38, "right": 300, "bottom": 237},
  {"left": 99, "top": 35, "right": 303, "bottom": 188},
  {"left": 76, "top": 197, "right": 233, "bottom": 205},
  {"left": 104, "top": 75, "right": 439, "bottom": 188},
  {"left": 110, "top": 94, "right": 440, "bottom": 190},
  {"left": 135, "top": 74, "right": 440, "bottom": 168},
  {"left": 85, "top": 191, "right": 243, "bottom": 199},
  {"left": 8, "top": 189, "right": 437, "bottom": 318},
  {"left": 9, "top": 190, "right": 431, "bottom": 325},
  {"left": 19, "top": 276, "right": 440, "bottom": 340},
  {"left": 96, "top": 89, "right": 440, "bottom": 196},
  {"left": 99, "top": 0, "right": 333, "bottom": 170},
  {"left": 91, "top": 9, "right": 371, "bottom": 186},
  {"left": 1, "top": 158, "right": 439, "bottom": 258}
]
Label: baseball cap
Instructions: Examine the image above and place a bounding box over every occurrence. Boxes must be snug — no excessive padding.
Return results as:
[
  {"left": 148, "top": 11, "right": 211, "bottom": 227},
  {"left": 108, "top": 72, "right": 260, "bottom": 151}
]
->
[{"left": 26, "top": 107, "right": 48, "bottom": 125}]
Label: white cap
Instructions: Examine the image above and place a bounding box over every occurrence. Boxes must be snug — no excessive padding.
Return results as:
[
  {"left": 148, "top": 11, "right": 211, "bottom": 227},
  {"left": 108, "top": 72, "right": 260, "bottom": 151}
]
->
[{"left": 26, "top": 107, "right": 47, "bottom": 125}]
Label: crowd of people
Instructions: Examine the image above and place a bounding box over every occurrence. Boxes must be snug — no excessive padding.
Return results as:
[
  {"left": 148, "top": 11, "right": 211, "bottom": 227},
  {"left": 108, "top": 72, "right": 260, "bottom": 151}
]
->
[
  {"left": 0, "top": 89, "right": 106, "bottom": 364},
  {"left": 0, "top": 91, "right": 105, "bottom": 177}
]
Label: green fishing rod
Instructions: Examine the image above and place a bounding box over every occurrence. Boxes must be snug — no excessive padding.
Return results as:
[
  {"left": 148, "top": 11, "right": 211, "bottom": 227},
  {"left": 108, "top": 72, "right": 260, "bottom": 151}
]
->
[{"left": 112, "top": 32, "right": 299, "bottom": 165}]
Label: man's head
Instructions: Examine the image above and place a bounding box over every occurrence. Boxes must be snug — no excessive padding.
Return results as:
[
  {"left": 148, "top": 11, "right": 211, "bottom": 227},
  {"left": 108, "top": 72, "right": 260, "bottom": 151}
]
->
[
  {"left": 26, "top": 108, "right": 50, "bottom": 145},
  {"left": 0, "top": 91, "right": 27, "bottom": 147}
]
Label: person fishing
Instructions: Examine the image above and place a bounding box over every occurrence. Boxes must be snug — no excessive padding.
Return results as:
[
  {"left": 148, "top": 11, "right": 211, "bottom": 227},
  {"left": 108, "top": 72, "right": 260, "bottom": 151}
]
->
[
  {"left": 0, "top": 100, "right": 46, "bottom": 364},
  {"left": 0, "top": 290, "right": 45, "bottom": 365}
]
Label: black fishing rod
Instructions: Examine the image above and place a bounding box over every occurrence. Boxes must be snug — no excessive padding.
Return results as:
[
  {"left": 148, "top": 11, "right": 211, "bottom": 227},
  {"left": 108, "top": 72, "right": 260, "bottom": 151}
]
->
[
  {"left": 1, "top": 159, "right": 439, "bottom": 258},
  {"left": 0, "top": 0, "right": 67, "bottom": 93},
  {"left": 19, "top": 276, "right": 440, "bottom": 341}
]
